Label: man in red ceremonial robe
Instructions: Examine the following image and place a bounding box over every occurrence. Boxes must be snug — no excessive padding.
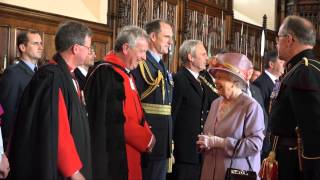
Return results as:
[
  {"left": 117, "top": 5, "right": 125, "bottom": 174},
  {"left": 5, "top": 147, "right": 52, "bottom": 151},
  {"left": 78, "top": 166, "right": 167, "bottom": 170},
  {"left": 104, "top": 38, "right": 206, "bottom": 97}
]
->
[
  {"left": 8, "top": 21, "right": 92, "bottom": 180},
  {"left": 85, "top": 26, "right": 156, "bottom": 180}
]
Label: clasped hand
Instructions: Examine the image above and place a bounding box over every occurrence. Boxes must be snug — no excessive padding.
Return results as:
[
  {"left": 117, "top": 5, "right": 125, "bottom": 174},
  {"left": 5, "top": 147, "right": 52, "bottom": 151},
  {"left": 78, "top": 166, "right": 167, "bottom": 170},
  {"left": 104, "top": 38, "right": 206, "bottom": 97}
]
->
[{"left": 196, "top": 134, "right": 225, "bottom": 151}]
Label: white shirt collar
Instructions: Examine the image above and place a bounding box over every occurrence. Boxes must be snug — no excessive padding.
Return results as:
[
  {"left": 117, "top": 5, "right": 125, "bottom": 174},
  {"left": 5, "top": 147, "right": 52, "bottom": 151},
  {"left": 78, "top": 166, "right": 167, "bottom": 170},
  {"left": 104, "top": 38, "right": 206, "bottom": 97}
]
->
[
  {"left": 21, "top": 60, "right": 36, "bottom": 72},
  {"left": 148, "top": 50, "right": 162, "bottom": 63},
  {"left": 186, "top": 67, "right": 199, "bottom": 80},
  {"left": 265, "top": 70, "right": 278, "bottom": 84},
  {"left": 77, "top": 66, "right": 88, "bottom": 77}
]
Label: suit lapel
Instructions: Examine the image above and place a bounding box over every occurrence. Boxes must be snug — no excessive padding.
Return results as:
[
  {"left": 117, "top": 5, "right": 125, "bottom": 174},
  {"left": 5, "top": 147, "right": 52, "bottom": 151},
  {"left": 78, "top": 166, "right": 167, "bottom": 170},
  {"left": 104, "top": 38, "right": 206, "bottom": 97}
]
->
[
  {"left": 18, "top": 60, "right": 34, "bottom": 76},
  {"left": 250, "top": 85, "right": 256, "bottom": 97},
  {"left": 182, "top": 67, "right": 203, "bottom": 97},
  {"left": 263, "top": 72, "right": 275, "bottom": 88}
]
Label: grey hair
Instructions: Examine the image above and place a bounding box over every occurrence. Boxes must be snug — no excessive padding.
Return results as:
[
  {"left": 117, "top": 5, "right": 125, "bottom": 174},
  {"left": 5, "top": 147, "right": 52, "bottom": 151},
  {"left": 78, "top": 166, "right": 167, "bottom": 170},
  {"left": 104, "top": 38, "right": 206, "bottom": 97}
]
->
[
  {"left": 179, "top": 40, "right": 202, "bottom": 65},
  {"left": 214, "top": 70, "right": 247, "bottom": 91},
  {"left": 227, "top": 72, "right": 247, "bottom": 91},
  {"left": 281, "top": 15, "right": 316, "bottom": 46},
  {"left": 55, "top": 21, "right": 92, "bottom": 52},
  {"left": 114, "top": 25, "right": 149, "bottom": 52}
]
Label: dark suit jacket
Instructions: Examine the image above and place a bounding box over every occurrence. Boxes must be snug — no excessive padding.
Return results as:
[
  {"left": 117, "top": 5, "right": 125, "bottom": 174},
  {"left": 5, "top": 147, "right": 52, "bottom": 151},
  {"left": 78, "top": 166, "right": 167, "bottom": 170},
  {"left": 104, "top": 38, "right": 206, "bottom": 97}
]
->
[
  {"left": 250, "top": 83, "right": 268, "bottom": 128},
  {"left": 172, "top": 67, "right": 218, "bottom": 164},
  {"left": 250, "top": 83, "right": 264, "bottom": 111},
  {"left": 253, "top": 72, "right": 275, "bottom": 113},
  {"left": 74, "top": 67, "right": 86, "bottom": 91},
  {"left": 250, "top": 83, "right": 271, "bottom": 157},
  {"left": 0, "top": 60, "right": 34, "bottom": 148}
]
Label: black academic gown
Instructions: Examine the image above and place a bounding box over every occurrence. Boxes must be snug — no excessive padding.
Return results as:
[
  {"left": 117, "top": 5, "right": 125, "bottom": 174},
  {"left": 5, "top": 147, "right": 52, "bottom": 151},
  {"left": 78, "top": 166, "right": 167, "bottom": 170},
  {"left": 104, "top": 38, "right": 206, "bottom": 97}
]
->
[
  {"left": 8, "top": 53, "right": 91, "bottom": 180},
  {"left": 85, "top": 62, "right": 128, "bottom": 180}
]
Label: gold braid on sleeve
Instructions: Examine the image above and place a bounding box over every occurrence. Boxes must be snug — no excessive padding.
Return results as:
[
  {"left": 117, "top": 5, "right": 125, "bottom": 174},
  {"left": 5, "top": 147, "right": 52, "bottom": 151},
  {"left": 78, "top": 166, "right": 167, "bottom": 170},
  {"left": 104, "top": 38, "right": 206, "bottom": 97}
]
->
[{"left": 139, "top": 61, "right": 165, "bottom": 102}]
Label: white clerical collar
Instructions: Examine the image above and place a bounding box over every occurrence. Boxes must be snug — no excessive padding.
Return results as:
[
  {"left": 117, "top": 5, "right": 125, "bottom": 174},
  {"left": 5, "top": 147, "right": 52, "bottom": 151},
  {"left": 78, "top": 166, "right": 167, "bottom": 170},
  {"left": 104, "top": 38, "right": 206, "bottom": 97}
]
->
[{"left": 265, "top": 70, "right": 278, "bottom": 84}]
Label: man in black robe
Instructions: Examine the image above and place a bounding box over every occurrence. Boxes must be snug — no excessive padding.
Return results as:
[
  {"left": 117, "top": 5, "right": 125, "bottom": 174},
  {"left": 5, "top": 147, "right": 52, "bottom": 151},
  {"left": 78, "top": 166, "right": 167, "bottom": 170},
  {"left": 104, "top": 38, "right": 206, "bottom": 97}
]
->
[
  {"left": 270, "top": 15, "right": 320, "bottom": 180},
  {"left": 8, "top": 21, "right": 92, "bottom": 180}
]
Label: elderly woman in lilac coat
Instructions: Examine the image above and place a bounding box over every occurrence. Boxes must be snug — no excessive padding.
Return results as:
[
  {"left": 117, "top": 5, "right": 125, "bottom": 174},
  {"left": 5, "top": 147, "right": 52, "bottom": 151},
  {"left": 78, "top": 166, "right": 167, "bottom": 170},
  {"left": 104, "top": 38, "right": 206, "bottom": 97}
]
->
[{"left": 197, "top": 53, "right": 265, "bottom": 180}]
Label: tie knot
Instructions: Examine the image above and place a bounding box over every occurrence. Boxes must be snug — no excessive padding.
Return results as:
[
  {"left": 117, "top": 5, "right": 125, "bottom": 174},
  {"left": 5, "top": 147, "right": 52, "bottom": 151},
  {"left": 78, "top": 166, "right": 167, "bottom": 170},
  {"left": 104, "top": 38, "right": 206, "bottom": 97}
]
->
[
  {"left": 34, "top": 66, "right": 38, "bottom": 72},
  {"left": 159, "top": 60, "right": 166, "bottom": 74}
]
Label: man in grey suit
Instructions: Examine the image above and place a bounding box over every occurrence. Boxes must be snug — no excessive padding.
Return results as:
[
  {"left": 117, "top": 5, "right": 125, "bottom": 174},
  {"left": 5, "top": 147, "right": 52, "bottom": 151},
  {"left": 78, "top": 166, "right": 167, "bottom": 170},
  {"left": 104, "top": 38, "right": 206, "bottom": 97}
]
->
[{"left": 0, "top": 30, "right": 43, "bottom": 148}]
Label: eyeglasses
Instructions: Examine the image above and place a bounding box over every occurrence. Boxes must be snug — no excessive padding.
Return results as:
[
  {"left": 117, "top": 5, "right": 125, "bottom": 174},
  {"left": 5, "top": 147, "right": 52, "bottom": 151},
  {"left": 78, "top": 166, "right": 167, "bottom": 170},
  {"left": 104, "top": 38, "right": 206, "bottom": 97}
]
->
[
  {"left": 78, "top": 44, "right": 95, "bottom": 54},
  {"left": 275, "top": 34, "right": 289, "bottom": 43}
]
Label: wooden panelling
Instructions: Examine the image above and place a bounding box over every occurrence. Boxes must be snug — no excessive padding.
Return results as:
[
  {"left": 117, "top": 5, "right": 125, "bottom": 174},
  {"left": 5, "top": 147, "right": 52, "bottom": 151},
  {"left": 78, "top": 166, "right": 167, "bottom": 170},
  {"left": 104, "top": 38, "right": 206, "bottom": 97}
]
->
[
  {"left": 43, "top": 33, "right": 55, "bottom": 64},
  {"left": 0, "top": 26, "right": 9, "bottom": 73},
  {"left": 115, "top": 0, "right": 179, "bottom": 72},
  {"left": 111, "top": 0, "right": 276, "bottom": 72},
  {"left": 0, "top": 2, "right": 112, "bottom": 71},
  {"left": 0, "top": 1, "right": 277, "bottom": 73},
  {"left": 277, "top": 0, "right": 320, "bottom": 58},
  {"left": 232, "top": 20, "right": 276, "bottom": 70},
  {"left": 183, "top": 1, "right": 232, "bottom": 58},
  {"left": 92, "top": 41, "right": 108, "bottom": 61}
]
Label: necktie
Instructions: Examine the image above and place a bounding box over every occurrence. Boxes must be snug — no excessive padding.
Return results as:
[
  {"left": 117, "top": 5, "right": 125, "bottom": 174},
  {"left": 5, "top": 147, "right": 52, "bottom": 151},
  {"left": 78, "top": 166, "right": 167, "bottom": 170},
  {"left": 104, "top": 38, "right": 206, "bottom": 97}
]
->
[
  {"left": 159, "top": 60, "right": 167, "bottom": 76},
  {"left": 34, "top": 66, "right": 38, "bottom": 72},
  {"left": 269, "top": 79, "right": 281, "bottom": 113}
]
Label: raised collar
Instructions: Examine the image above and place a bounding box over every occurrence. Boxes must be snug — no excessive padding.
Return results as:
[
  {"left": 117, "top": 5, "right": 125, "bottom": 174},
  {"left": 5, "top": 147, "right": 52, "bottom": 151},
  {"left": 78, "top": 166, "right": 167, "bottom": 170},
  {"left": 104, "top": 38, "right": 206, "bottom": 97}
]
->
[{"left": 286, "top": 49, "right": 315, "bottom": 71}]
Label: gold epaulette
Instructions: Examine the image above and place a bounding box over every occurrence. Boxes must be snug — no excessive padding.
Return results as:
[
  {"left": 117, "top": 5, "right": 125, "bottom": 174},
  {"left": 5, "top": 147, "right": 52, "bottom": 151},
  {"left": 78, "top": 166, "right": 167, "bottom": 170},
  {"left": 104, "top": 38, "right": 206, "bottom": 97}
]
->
[
  {"left": 139, "top": 61, "right": 165, "bottom": 102},
  {"left": 302, "top": 57, "right": 320, "bottom": 73},
  {"left": 303, "top": 57, "right": 308, "bottom": 66}
]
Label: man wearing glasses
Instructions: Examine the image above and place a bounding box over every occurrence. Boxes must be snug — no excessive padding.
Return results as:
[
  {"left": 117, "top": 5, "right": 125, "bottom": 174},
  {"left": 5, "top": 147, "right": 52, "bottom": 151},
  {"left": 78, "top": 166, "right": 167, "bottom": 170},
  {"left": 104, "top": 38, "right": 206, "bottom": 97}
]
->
[
  {"left": 74, "top": 47, "right": 96, "bottom": 91},
  {"left": 8, "top": 21, "right": 92, "bottom": 180},
  {"left": 270, "top": 15, "right": 320, "bottom": 180}
]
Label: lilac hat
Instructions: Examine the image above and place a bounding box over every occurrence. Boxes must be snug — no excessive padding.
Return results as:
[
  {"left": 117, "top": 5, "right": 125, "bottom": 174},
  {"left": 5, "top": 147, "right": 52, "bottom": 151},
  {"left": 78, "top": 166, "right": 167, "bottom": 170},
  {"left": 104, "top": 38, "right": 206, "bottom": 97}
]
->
[{"left": 208, "top": 53, "right": 252, "bottom": 86}]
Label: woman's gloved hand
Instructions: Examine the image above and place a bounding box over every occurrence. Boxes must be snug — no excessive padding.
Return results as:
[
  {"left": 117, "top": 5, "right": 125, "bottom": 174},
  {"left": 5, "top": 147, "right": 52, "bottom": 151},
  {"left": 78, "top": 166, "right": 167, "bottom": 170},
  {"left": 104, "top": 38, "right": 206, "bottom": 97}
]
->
[{"left": 196, "top": 134, "right": 225, "bottom": 150}]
